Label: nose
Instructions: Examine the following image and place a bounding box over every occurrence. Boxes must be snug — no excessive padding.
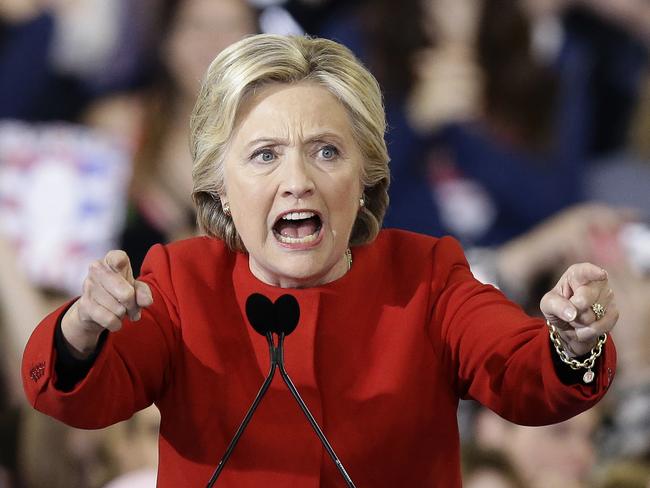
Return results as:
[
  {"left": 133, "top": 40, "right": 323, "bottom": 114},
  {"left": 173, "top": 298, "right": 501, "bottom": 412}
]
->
[{"left": 279, "top": 153, "right": 315, "bottom": 200}]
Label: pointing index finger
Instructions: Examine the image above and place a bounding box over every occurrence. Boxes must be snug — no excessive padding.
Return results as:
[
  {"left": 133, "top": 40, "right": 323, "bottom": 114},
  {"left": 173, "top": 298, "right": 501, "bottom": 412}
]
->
[
  {"left": 568, "top": 263, "right": 607, "bottom": 288},
  {"left": 104, "top": 250, "right": 134, "bottom": 284}
]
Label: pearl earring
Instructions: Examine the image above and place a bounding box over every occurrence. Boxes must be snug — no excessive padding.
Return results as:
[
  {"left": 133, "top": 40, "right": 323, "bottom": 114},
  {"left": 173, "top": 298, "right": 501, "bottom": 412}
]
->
[
  {"left": 223, "top": 203, "right": 230, "bottom": 216},
  {"left": 359, "top": 197, "right": 365, "bottom": 208}
]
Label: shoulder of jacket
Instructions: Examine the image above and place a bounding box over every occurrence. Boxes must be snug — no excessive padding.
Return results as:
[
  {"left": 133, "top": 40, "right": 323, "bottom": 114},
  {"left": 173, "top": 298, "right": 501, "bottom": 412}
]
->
[{"left": 375, "top": 228, "right": 462, "bottom": 255}]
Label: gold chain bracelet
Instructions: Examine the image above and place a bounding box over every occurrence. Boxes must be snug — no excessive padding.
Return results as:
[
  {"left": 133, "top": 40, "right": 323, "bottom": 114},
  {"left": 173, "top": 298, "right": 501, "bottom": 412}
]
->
[{"left": 547, "top": 320, "right": 607, "bottom": 384}]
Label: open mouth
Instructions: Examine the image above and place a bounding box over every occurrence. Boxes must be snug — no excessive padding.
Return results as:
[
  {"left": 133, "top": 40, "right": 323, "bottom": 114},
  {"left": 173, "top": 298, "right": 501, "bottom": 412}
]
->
[{"left": 272, "top": 211, "right": 323, "bottom": 245}]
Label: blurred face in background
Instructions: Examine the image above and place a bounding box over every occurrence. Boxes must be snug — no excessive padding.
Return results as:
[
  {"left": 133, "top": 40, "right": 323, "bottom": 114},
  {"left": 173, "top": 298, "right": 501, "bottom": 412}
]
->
[
  {"left": 422, "top": 0, "right": 480, "bottom": 45},
  {"left": 509, "top": 410, "right": 597, "bottom": 486},
  {"left": 476, "top": 409, "right": 598, "bottom": 488},
  {"left": 164, "top": 0, "right": 256, "bottom": 100},
  {"left": 465, "top": 470, "right": 520, "bottom": 488}
]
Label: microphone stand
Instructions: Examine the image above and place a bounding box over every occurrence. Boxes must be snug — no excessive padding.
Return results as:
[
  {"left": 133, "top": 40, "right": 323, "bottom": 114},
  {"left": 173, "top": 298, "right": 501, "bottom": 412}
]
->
[
  {"left": 206, "top": 331, "right": 357, "bottom": 488},
  {"left": 206, "top": 332, "right": 277, "bottom": 488},
  {"left": 276, "top": 333, "right": 356, "bottom": 488}
]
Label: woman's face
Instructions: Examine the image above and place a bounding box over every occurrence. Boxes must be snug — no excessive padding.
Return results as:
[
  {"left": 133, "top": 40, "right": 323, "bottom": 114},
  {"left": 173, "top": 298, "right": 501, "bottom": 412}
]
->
[{"left": 221, "top": 82, "right": 365, "bottom": 288}]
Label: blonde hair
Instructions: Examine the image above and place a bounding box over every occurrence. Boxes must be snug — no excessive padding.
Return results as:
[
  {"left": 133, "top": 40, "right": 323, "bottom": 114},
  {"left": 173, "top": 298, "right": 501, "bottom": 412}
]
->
[{"left": 190, "top": 34, "right": 390, "bottom": 251}]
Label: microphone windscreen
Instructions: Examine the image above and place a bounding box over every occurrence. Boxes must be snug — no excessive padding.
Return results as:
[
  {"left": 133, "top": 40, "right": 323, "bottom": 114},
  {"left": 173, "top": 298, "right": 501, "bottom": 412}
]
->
[
  {"left": 245, "top": 293, "right": 275, "bottom": 335},
  {"left": 274, "top": 294, "right": 300, "bottom": 335}
]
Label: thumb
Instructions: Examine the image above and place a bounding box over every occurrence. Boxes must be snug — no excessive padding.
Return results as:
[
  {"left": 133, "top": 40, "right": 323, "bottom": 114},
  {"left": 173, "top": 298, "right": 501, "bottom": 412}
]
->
[
  {"left": 104, "top": 250, "right": 134, "bottom": 283},
  {"left": 541, "top": 289, "right": 578, "bottom": 323},
  {"left": 135, "top": 281, "right": 153, "bottom": 308}
]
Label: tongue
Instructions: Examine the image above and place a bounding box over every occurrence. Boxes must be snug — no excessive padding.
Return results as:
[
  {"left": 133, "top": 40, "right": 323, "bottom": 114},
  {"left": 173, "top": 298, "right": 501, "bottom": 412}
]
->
[{"left": 276, "top": 219, "right": 319, "bottom": 238}]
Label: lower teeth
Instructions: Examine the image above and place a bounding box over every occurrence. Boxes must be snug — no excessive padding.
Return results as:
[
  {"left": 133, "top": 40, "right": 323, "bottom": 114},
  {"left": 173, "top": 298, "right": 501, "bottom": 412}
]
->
[{"left": 277, "top": 232, "right": 318, "bottom": 244}]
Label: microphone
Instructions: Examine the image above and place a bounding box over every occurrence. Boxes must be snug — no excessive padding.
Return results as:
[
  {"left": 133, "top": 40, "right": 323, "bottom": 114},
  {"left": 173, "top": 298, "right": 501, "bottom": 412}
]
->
[{"left": 206, "top": 293, "right": 356, "bottom": 488}]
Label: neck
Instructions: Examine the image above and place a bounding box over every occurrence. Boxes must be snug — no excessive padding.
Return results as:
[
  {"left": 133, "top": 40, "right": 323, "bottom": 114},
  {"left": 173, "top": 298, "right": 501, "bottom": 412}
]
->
[{"left": 248, "top": 251, "right": 351, "bottom": 289}]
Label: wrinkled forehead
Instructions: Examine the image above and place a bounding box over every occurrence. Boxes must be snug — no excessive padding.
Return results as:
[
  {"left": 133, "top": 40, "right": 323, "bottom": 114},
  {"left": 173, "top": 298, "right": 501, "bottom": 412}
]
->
[{"left": 230, "top": 81, "right": 359, "bottom": 143}]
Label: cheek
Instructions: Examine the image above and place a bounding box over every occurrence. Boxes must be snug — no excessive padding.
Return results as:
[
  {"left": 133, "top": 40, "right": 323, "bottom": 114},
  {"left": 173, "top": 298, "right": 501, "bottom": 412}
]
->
[
  {"left": 331, "top": 168, "right": 362, "bottom": 200},
  {"left": 328, "top": 178, "right": 363, "bottom": 233},
  {"left": 342, "top": 178, "right": 363, "bottom": 213},
  {"left": 228, "top": 181, "right": 273, "bottom": 238}
]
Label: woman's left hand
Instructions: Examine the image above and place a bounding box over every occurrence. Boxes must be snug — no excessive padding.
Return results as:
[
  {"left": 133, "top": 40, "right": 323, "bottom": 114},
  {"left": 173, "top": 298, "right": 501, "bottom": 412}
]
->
[{"left": 540, "top": 263, "right": 619, "bottom": 357}]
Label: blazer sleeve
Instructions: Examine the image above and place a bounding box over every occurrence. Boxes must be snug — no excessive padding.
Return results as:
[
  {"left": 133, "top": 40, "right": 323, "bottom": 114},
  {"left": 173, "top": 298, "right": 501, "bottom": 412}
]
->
[
  {"left": 428, "top": 236, "right": 616, "bottom": 426},
  {"left": 21, "top": 244, "right": 180, "bottom": 429}
]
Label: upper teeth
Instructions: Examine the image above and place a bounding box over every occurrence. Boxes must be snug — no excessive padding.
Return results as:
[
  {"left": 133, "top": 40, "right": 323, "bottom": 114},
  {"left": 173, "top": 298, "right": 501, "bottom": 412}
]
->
[{"left": 282, "top": 211, "right": 315, "bottom": 221}]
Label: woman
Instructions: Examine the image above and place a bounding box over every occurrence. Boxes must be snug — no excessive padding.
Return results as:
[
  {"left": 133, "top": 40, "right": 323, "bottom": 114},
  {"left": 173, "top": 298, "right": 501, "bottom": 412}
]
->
[{"left": 22, "top": 35, "right": 618, "bottom": 487}]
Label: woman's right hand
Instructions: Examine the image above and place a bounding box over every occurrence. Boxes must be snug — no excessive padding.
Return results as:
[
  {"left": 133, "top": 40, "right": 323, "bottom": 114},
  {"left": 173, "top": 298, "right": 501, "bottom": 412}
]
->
[{"left": 61, "top": 250, "right": 153, "bottom": 359}]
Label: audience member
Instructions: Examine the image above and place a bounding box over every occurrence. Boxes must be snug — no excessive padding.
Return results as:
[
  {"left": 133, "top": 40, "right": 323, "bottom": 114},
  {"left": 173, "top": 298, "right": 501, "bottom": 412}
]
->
[
  {"left": 0, "top": 1, "right": 258, "bottom": 486},
  {"left": 106, "top": 0, "right": 259, "bottom": 272},
  {"left": 473, "top": 407, "right": 601, "bottom": 488},
  {"left": 0, "top": 0, "right": 158, "bottom": 122},
  {"left": 462, "top": 445, "right": 526, "bottom": 488}
]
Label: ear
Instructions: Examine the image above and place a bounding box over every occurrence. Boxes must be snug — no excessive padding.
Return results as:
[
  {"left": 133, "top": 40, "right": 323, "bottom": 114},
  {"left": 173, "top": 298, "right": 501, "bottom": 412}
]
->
[{"left": 219, "top": 194, "right": 229, "bottom": 208}]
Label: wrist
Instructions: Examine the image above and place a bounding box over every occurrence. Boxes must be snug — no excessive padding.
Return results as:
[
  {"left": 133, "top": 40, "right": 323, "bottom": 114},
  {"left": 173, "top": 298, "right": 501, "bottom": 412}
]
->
[
  {"left": 554, "top": 327, "right": 599, "bottom": 358},
  {"left": 61, "top": 303, "right": 103, "bottom": 359},
  {"left": 547, "top": 321, "right": 607, "bottom": 383}
]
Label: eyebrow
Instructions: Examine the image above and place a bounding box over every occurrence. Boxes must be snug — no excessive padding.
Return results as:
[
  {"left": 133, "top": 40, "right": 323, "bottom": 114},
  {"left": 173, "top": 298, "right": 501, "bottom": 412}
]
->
[
  {"left": 245, "top": 137, "right": 288, "bottom": 149},
  {"left": 306, "top": 132, "right": 346, "bottom": 145},
  {"left": 245, "top": 132, "right": 347, "bottom": 149}
]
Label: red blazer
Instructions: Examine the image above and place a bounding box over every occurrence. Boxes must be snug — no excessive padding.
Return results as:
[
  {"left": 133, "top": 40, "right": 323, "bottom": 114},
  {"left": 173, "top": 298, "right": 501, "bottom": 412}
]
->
[{"left": 22, "top": 229, "right": 616, "bottom": 487}]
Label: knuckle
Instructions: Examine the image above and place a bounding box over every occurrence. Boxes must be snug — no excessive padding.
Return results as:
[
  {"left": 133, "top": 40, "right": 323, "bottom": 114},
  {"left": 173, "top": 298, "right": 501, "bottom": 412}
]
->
[
  {"left": 115, "top": 303, "right": 127, "bottom": 317},
  {"left": 581, "top": 312, "right": 595, "bottom": 324},
  {"left": 572, "top": 294, "right": 586, "bottom": 309},
  {"left": 108, "top": 316, "right": 122, "bottom": 331},
  {"left": 82, "top": 278, "right": 93, "bottom": 295},
  {"left": 542, "top": 290, "right": 558, "bottom": 305},
  {"left": 88, "top": 260, "right": 103, "bottom": 276},
  {"left": 97, "top": 309, "right": 120, "bottom": 330},
  {"left": 90, "top": 307, "right": 110, "bottom": 328},
  {"left": 113, "top": 284, "right": 134, "bottom": 303}
]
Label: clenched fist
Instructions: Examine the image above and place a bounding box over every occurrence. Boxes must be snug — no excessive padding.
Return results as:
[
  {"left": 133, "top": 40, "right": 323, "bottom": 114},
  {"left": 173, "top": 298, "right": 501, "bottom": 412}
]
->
[
  {"left": 540, "top": 263, "right": 618, "bottom": 357},
  {"left": 61, "top": 250, "right": 153, "bottom": 358}
]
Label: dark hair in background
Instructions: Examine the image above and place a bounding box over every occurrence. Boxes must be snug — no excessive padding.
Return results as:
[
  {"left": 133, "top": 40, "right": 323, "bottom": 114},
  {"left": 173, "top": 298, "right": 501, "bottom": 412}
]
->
[
  {"left": 476, "top": 0, "right": 558, "bottom": 151},
  {"left": 128, "top": 0, "right": 179, "bottom": 199},
  {"left": 462, "top": 444, "right": 527, "bottom": 488},
  {"left": 130, "top": 0, "right": 261, "bottom": 200},
  {"left": 359, "top": 0, "right": 429, "bottom": 100},
  {"left": 123, "top": 0, "right": 261, "bottom": 272}
]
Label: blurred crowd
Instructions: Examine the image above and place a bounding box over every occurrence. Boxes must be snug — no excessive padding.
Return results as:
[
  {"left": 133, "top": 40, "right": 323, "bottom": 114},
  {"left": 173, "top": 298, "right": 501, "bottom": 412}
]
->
[{"left": 0, "top": 0, "right": 649, "bottom": 486}]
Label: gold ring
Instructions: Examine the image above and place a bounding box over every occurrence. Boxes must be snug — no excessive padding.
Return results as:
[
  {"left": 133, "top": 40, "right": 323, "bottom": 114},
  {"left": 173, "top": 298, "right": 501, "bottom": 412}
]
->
[{"left": 591, "top": 302, "right": 606, "bottom": 321}]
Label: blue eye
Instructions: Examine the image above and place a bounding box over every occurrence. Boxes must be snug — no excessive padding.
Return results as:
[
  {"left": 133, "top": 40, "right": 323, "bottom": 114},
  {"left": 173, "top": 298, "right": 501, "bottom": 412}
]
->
[
  {"left": 251, "top": 148, "right": 275, "bottom": 163},
  {"left": 319, "top": 145, "right": 339, "bottom": 160}
]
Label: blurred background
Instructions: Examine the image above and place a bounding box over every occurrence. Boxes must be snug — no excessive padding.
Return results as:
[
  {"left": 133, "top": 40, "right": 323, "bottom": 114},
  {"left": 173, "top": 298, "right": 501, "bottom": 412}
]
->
[{"left": 0, "top": 0, "right": 648, "bottom": 486}]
